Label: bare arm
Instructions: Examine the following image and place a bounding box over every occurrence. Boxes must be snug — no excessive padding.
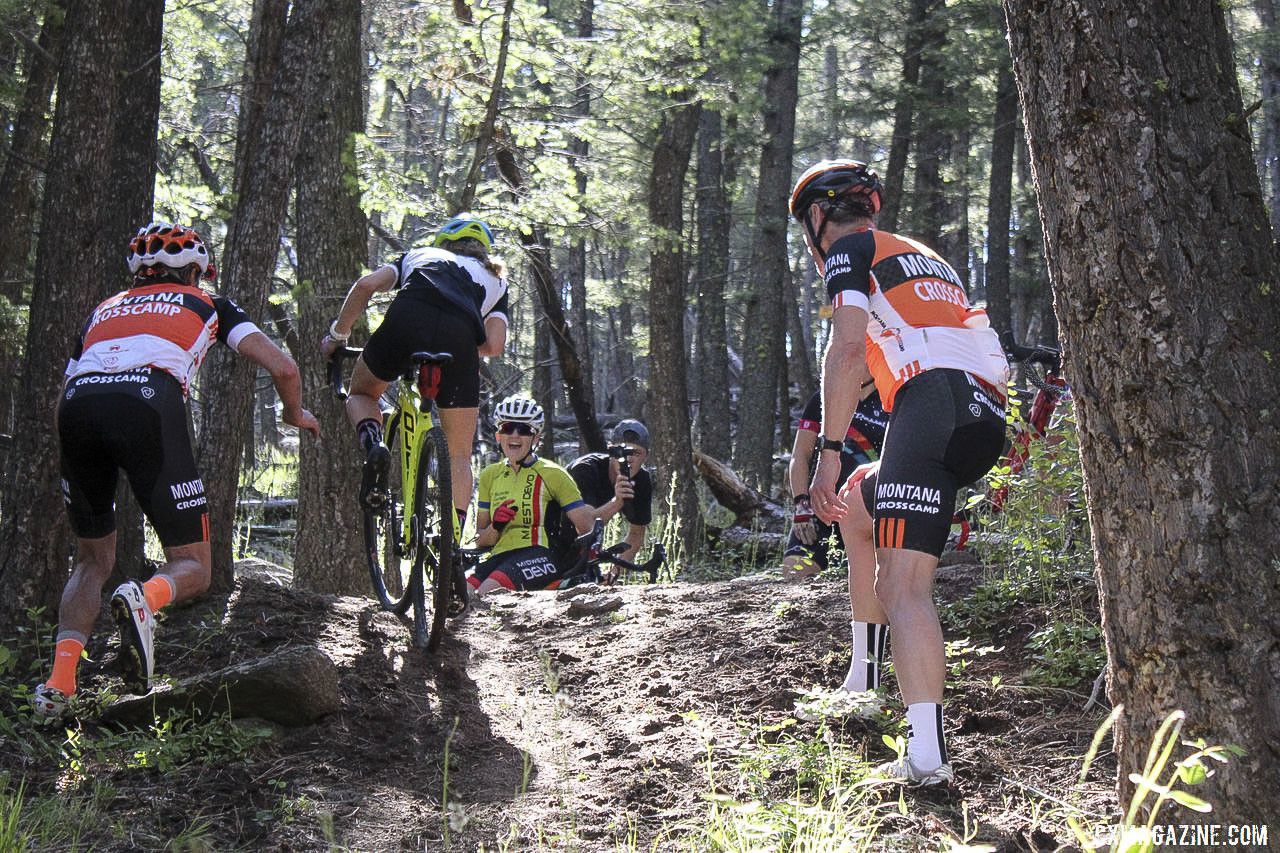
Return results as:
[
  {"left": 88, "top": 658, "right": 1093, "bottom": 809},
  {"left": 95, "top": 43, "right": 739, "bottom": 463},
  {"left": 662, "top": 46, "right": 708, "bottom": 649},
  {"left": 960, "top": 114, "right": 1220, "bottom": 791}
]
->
[
  {"left": 321, "top": 265, "right": 397, "bottom": 356},
  {"left": 478, "top": 316, "right": 507, "bottom": 358},
  {"left": 811, "top": 305, "right": 869, "bottom": 522},
  {"left": 788, "top": 428, "right": 819, "bottom": 498},
  {"left": 237, "top": 331, "right": 320, "bottom": 437},
  {"left": 618, "top": 523, "right": 646, "bottom": 563},
  {"left": 474, "top": 510, "right": 498, "bottom": 547},
  {"left": 566, "top": 504, "right": 596, "bottom": 535}
]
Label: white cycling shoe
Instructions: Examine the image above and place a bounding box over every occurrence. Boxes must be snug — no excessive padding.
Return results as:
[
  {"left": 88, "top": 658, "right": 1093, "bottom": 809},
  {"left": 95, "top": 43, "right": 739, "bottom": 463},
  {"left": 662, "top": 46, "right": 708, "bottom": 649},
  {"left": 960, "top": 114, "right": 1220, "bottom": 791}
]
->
[
  {"left": 32, "top": 683, "right": 70, "bottom": 719},
  {"left": 873, "top": 755, "right": 955, "bottom": 787},
  {"left": 111, "top": 580, "right": 155, "bottom": 694}
]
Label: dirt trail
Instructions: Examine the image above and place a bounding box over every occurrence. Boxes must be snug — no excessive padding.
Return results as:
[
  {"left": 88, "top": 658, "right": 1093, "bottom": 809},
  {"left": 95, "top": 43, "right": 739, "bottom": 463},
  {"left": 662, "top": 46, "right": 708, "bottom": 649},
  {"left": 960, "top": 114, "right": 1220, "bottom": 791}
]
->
[{"left": 18, "top": 565, "right": 1115, "bottom": 850}]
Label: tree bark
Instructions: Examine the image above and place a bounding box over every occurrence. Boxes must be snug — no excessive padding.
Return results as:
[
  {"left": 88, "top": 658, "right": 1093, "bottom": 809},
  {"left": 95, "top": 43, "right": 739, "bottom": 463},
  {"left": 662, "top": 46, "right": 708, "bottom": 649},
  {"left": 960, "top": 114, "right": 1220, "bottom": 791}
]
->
[
  {"left": 1005, "top": 0, "right": 1280, "bottom": 822},
  {"left": 733, "top": 0, "right": 802, "bottom": 491},
  {"left": 1256, "top": 0, "right": 1280, "bottom": 231},
  {"left": 197, "top": 0, "right": 330, "bottom": 592},
  {"left": 984, "top": 46, "right": 1017, "bottom": 338},
  {"left": 0, "top": 0, "right": 129, "bottom": 628},
  {"left": 103, "top": 0, "right": 165, "bottom": 583},
  {"left": 566, "top": 0, "right": 598, "bottom": 416},
  {"left": 693, "top": 108, "right": 731, "bottom": 453},
  {"left": 647, "top": 96, "right": 702, "bottom": 559},
  {"left": 293, "top": 0, "right": 367, "bottom": 595},
  {"left": 880, "top": 0, "right": 934, "bottom": 233},
  {"left": 909, "top": 4, "right": 949, "bottom": 248},
  {"left": 0, "top": 4, "right": 65, "bottom": 299}
]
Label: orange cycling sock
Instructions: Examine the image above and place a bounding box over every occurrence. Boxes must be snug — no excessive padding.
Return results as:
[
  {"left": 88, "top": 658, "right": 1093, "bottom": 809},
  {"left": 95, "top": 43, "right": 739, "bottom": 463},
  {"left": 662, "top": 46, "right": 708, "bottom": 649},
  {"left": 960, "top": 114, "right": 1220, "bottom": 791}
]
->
[
  {"left": 142, "top": 574, "right": 177, "bottom": 612},
  {"left": 47, "top": 634, "right": 86, "bottom": 696}
]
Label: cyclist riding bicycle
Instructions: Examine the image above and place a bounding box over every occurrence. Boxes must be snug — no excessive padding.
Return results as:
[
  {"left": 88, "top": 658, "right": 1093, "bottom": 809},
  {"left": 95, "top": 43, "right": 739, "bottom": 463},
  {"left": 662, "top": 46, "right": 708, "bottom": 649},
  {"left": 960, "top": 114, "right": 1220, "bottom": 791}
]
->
[
  {"left": 321, "top": 214, "right": 508, "bottom": 533},
  {"left": 555, "top": 418, "right": 653, "bottom": 565},
  {"left": 783, "top": 383, "right": 887, "bottom": 579},
  {"left": 791, "top": 160, "right": 1009, "bottom": 786},
  {"left": 34, "top": 222, "right": 320, "bottom": 718},
  {"left": 468, "top": 396, "right": 595, "bottom": 596}
]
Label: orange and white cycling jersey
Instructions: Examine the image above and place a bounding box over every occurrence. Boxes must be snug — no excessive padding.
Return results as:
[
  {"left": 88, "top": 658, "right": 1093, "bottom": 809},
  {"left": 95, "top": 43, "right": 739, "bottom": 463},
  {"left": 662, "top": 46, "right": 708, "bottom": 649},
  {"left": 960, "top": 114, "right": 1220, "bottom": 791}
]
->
[
  {"left": 824, "top": 228, "right": 1008, "bottom": 411},
  {"left": 66, "top": 283, "right": 259, "bottom": 395}
]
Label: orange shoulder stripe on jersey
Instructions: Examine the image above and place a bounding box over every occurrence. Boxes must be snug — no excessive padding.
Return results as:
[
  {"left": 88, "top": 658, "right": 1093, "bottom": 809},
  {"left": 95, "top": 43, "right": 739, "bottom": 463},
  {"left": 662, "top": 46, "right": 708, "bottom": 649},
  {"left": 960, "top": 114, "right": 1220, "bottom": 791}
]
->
[{"left": 82, "top": 309, "right": 212, "bottom": 351}]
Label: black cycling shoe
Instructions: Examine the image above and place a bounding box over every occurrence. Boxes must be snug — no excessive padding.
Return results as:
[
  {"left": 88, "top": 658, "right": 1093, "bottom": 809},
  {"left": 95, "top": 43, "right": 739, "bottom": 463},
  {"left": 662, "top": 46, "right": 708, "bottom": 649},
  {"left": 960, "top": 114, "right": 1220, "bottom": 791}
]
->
[{"left": 360, "top": 444, "right": 391, "bottom": 509}]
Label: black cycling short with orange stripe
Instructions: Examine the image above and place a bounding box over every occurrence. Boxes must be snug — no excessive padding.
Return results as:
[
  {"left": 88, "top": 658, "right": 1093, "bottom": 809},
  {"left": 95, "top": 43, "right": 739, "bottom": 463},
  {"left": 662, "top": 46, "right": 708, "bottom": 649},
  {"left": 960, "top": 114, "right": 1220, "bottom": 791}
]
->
[{"left": 856, "top": 369, "right": 1006, "bottom": 557}]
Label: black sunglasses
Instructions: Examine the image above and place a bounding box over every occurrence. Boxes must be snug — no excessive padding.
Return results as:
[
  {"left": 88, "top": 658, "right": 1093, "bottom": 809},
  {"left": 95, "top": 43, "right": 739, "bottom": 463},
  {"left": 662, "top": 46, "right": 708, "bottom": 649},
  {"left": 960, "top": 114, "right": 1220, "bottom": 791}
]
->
[{"left": 498, "top": 422, "right": 535, "bottom": 436}]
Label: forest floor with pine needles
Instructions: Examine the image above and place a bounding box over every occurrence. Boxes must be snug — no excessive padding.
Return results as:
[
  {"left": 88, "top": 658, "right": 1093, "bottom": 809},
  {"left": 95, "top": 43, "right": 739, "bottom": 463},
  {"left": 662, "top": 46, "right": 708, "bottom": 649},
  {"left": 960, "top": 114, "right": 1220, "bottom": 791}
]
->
[{"left": 1, "top": 554, "right": 1118, "bottom": 851}]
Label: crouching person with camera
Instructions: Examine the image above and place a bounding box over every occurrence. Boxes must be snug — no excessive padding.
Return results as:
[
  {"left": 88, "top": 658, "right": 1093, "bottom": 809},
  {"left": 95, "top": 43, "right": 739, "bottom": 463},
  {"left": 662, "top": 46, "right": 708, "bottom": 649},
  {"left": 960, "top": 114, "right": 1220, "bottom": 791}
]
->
[{"left": 559, "top": 419, "right": 653, "bottom": 563}]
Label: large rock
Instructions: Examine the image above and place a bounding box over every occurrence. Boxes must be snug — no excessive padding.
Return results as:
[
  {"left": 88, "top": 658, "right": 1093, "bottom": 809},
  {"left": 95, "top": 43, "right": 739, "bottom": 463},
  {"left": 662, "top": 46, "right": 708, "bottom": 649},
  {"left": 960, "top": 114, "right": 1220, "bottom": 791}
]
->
[{"left": 102, "top": 645, "right": 340, "bottom": 727}]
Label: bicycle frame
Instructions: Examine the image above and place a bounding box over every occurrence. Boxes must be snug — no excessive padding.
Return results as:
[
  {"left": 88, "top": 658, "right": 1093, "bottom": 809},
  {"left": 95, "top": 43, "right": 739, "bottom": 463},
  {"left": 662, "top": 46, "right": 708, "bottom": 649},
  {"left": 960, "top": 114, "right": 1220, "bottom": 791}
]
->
[{"left": 951, "top": 337, "right": 1068, "bottom": 549}]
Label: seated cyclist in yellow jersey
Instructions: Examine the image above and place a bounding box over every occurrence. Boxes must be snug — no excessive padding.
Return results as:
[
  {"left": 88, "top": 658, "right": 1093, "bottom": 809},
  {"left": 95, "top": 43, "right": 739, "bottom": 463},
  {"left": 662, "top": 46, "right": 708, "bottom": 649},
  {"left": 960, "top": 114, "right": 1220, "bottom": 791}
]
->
[{"left": 469, "top": 396, "right": 595, "bottom": 596}]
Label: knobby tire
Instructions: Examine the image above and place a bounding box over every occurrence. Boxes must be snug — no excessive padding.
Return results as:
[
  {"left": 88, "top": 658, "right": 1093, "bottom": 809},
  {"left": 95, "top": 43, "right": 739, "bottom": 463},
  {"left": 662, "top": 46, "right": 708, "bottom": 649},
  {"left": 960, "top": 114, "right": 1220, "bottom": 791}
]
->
[{"left": 413, "top": 426, "right": 454, "bottom": 651}]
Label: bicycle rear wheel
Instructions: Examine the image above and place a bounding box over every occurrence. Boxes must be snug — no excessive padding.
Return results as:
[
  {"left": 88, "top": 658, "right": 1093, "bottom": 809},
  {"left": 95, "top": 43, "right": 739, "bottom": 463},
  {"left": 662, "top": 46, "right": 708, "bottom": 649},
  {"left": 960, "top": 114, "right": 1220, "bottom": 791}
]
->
[
  {"left": 364, "top": 413, "right": 415, "bottom": 615},
  {"left": 410, "top": 425, "right": 455, "bottom": 651}
]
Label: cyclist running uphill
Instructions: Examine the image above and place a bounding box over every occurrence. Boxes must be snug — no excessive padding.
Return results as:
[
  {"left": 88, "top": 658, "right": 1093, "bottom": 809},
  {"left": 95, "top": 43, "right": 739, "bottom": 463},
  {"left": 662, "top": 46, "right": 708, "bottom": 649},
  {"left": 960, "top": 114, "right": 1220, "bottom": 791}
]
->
[
  {"left": 469, "top": 396, "right": 595, "bottom": 595},
  {"left": 557, "top": 418, "right": 653, "bottom": 565},
  {"left": 34, "top": 222, "right": 320, "bottom": 718},
  {"left": 783, "top": 384, "right": 887, "bottom": 579},
  {"left": 790, "top": 160, "right": 1009, "bottom": 786},
  {"left": 321, "top": 215, "right": 508, "bottom": 534}
]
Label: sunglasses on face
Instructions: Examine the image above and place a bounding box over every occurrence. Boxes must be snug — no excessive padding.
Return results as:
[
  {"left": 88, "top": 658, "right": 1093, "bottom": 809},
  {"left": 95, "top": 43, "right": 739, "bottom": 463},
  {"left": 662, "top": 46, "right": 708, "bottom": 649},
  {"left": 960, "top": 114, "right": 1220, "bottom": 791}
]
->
[{"left": 498, "top": 422, "right": 535, "bottom": 436}]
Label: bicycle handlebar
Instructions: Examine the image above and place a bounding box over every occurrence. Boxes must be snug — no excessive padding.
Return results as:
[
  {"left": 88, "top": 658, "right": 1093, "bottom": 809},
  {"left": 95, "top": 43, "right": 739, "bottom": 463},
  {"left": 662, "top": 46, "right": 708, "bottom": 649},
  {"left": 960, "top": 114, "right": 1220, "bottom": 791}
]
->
[
  {"left": 327, "top": 346, "right": 363, "bottom": 400},
  {"left": 999, "top": 331, "right": 1061, "bottom": 374}
]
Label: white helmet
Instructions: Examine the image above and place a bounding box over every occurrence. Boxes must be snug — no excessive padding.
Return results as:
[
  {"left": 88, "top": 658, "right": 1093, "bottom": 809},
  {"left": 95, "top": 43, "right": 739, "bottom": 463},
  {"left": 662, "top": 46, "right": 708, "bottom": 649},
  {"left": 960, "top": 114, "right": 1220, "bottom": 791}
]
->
[{"left": 494, "top": 395, "right": 544, "bottom": 432}]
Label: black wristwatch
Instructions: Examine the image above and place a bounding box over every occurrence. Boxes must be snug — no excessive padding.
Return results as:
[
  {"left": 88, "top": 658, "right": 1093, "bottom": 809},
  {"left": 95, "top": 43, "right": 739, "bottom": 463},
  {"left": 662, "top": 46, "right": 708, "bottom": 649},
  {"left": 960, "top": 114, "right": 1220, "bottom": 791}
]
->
[{"left": 820, "top": 437, "right": 843, "bottom": 453}]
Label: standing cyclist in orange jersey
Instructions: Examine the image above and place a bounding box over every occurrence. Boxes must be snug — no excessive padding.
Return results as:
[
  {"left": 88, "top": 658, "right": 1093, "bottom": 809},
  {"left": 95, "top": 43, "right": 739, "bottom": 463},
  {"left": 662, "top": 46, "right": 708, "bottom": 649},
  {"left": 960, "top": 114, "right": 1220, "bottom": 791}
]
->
[
  {"left": 34, "top": 223, "right": 320, "bottom": 718},
  {"left": 790, "top": 161, "right": 1009, "bottom": 786},
  {"left": 321, "top": 215, "right": 509, "bottom": 535}
]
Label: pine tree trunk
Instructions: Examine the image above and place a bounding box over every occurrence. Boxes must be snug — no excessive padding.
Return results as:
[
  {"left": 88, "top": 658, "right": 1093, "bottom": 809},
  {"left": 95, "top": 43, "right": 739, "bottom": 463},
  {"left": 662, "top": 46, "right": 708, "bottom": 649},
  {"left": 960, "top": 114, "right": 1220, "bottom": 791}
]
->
[
  {"left": 1256, "top": 0, "right": 1280, "bottom": 231},
  {"left": 910, "top": 5, "right": 949, "bottom": 248},
  {"left": 1005, "top": 0, "right": 1280, "bottom": 821},
  {"left": 733, "top": 0, "right": 802, "bottom": 491},
  {"left": 197, "top": 0, "right": 330, "bottom": 592},
  {"left": 694, "top": 108, "right": 731, "bottom": 453},
  {"left": 293, "top": 0, "right": 367, "bottom": 594},
  {"left": 0, "top": 4, "right": 64, "bottom": 298},
  {"left": 880, "top": 0, "right": 933, "bottom": 233},
  {"left": 648, "top": 97, "right": 701, "bottom": 558},
  {"left": 984, "top": 47, "right": 1017, "bottom": 339},
  {"left": 0, "top": 0, "right": 129, "bottom": 628},
  {"left": 105, "top": 0, "right": 165, "bottom": 583}
]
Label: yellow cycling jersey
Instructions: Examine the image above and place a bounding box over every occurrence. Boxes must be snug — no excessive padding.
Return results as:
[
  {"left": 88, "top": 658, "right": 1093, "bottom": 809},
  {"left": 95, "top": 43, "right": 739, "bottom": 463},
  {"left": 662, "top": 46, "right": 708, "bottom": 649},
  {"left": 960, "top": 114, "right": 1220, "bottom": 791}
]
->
[{"left": 477, "top": 456, "right": 586, "bottom": 556}]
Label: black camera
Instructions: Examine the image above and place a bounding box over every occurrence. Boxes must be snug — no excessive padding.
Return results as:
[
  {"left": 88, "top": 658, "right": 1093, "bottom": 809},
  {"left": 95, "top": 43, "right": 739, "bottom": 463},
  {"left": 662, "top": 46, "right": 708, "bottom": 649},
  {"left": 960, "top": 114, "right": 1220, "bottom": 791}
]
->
[{"left": 607, "top": 444, "right": 638, "bottom": 460}]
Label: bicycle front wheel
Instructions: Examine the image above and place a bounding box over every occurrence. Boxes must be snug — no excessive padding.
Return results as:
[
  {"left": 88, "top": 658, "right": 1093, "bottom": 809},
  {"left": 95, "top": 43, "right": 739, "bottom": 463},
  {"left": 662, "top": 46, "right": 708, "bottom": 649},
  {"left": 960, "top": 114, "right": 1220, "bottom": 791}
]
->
[{"left": 410, "top": 425, "right": 455, "bottom": 651}]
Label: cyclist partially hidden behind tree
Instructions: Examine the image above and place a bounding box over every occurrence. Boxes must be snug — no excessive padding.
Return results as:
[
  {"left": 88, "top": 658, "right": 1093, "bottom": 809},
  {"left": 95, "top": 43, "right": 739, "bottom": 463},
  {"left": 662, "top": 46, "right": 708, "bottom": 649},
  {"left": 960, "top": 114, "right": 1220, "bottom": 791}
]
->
[
  {"left": 468, "top": 396, "right": 595, "bottom": 595},
  {"left": 321, "top": 215, "right": 508, "bottom": 534},
  {"left": 783, "top": 383, "right": 886, "bottom": 579},
  {"left": 556, "top": 418, "right": 653, "bottom": 565},
  {"left": 790, "top": 160, "right": 1009, "bottom": 786},
  {"left": 34, "top": 223, "right": 319, "bottom": 718}
]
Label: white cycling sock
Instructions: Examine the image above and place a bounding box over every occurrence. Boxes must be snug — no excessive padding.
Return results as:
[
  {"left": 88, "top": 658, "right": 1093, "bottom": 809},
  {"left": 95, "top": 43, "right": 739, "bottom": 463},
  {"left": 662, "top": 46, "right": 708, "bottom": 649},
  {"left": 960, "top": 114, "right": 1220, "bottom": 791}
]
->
[
  {"left": 906, "top": 702, "right": 948, "bottom": 772},
  {"left": 841, "top": 621, "right": 888, "bottom": 692}
]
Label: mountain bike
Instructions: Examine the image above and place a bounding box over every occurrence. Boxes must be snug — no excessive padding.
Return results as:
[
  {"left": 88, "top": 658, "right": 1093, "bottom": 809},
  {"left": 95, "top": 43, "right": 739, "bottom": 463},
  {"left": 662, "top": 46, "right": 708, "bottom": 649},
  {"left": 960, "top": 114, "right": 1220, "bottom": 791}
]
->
[
  {"left": 950, "top": 333, "right": 1068, "bottom": 549},
  {"left": 329, "top": 347, "right": 461, "bottom": 651}
]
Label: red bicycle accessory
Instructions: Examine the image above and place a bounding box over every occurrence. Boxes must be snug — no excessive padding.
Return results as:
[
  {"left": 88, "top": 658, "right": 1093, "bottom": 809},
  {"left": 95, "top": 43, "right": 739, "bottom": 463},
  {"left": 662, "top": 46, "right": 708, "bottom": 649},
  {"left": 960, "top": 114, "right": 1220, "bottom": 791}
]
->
[{"left": 418, "top": 364, "right": 443, "bottom": 401}]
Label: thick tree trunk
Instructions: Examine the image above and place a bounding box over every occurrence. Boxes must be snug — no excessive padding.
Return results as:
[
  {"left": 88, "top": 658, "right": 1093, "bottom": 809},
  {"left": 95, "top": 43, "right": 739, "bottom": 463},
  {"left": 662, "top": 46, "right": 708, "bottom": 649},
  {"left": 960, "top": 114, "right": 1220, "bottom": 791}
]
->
[
  {"left": 293, "top": 0, "right": 366, "bottom": 595},
  {"left": 879, "top": 0, "right": 933, "bottom": 233},
  {"left": 694, "top": 108, "right": 731, "bottom": 453},
  {"left": 198, "top": 0, "right": 329, "bottom": 592},
  {"left": 648, "top": 97, "right": 702, "bottom": 559},
  {"left": 566, "top": 0, "right": 598, "bottom": 416},
  {"left": 984, "top": 47, "right": 1017, "bottom": 338},
  {"left": 909, "top": 5, "right": 949, "bottom": 249},
  {"left": 733, "top": 0, "right": 802, "bottom": 491},
  {"left": 0, "top": 5, "right": 65, "bottom": 298},
  {"left": 105, "top": 0, "right": 165, "bottom": 583},
  {"left": 1006, "top": 0, "right": 1280, "bottom": 822},
  {"left": 0, "top": 0, "right": 129, "bottom": 628}
]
